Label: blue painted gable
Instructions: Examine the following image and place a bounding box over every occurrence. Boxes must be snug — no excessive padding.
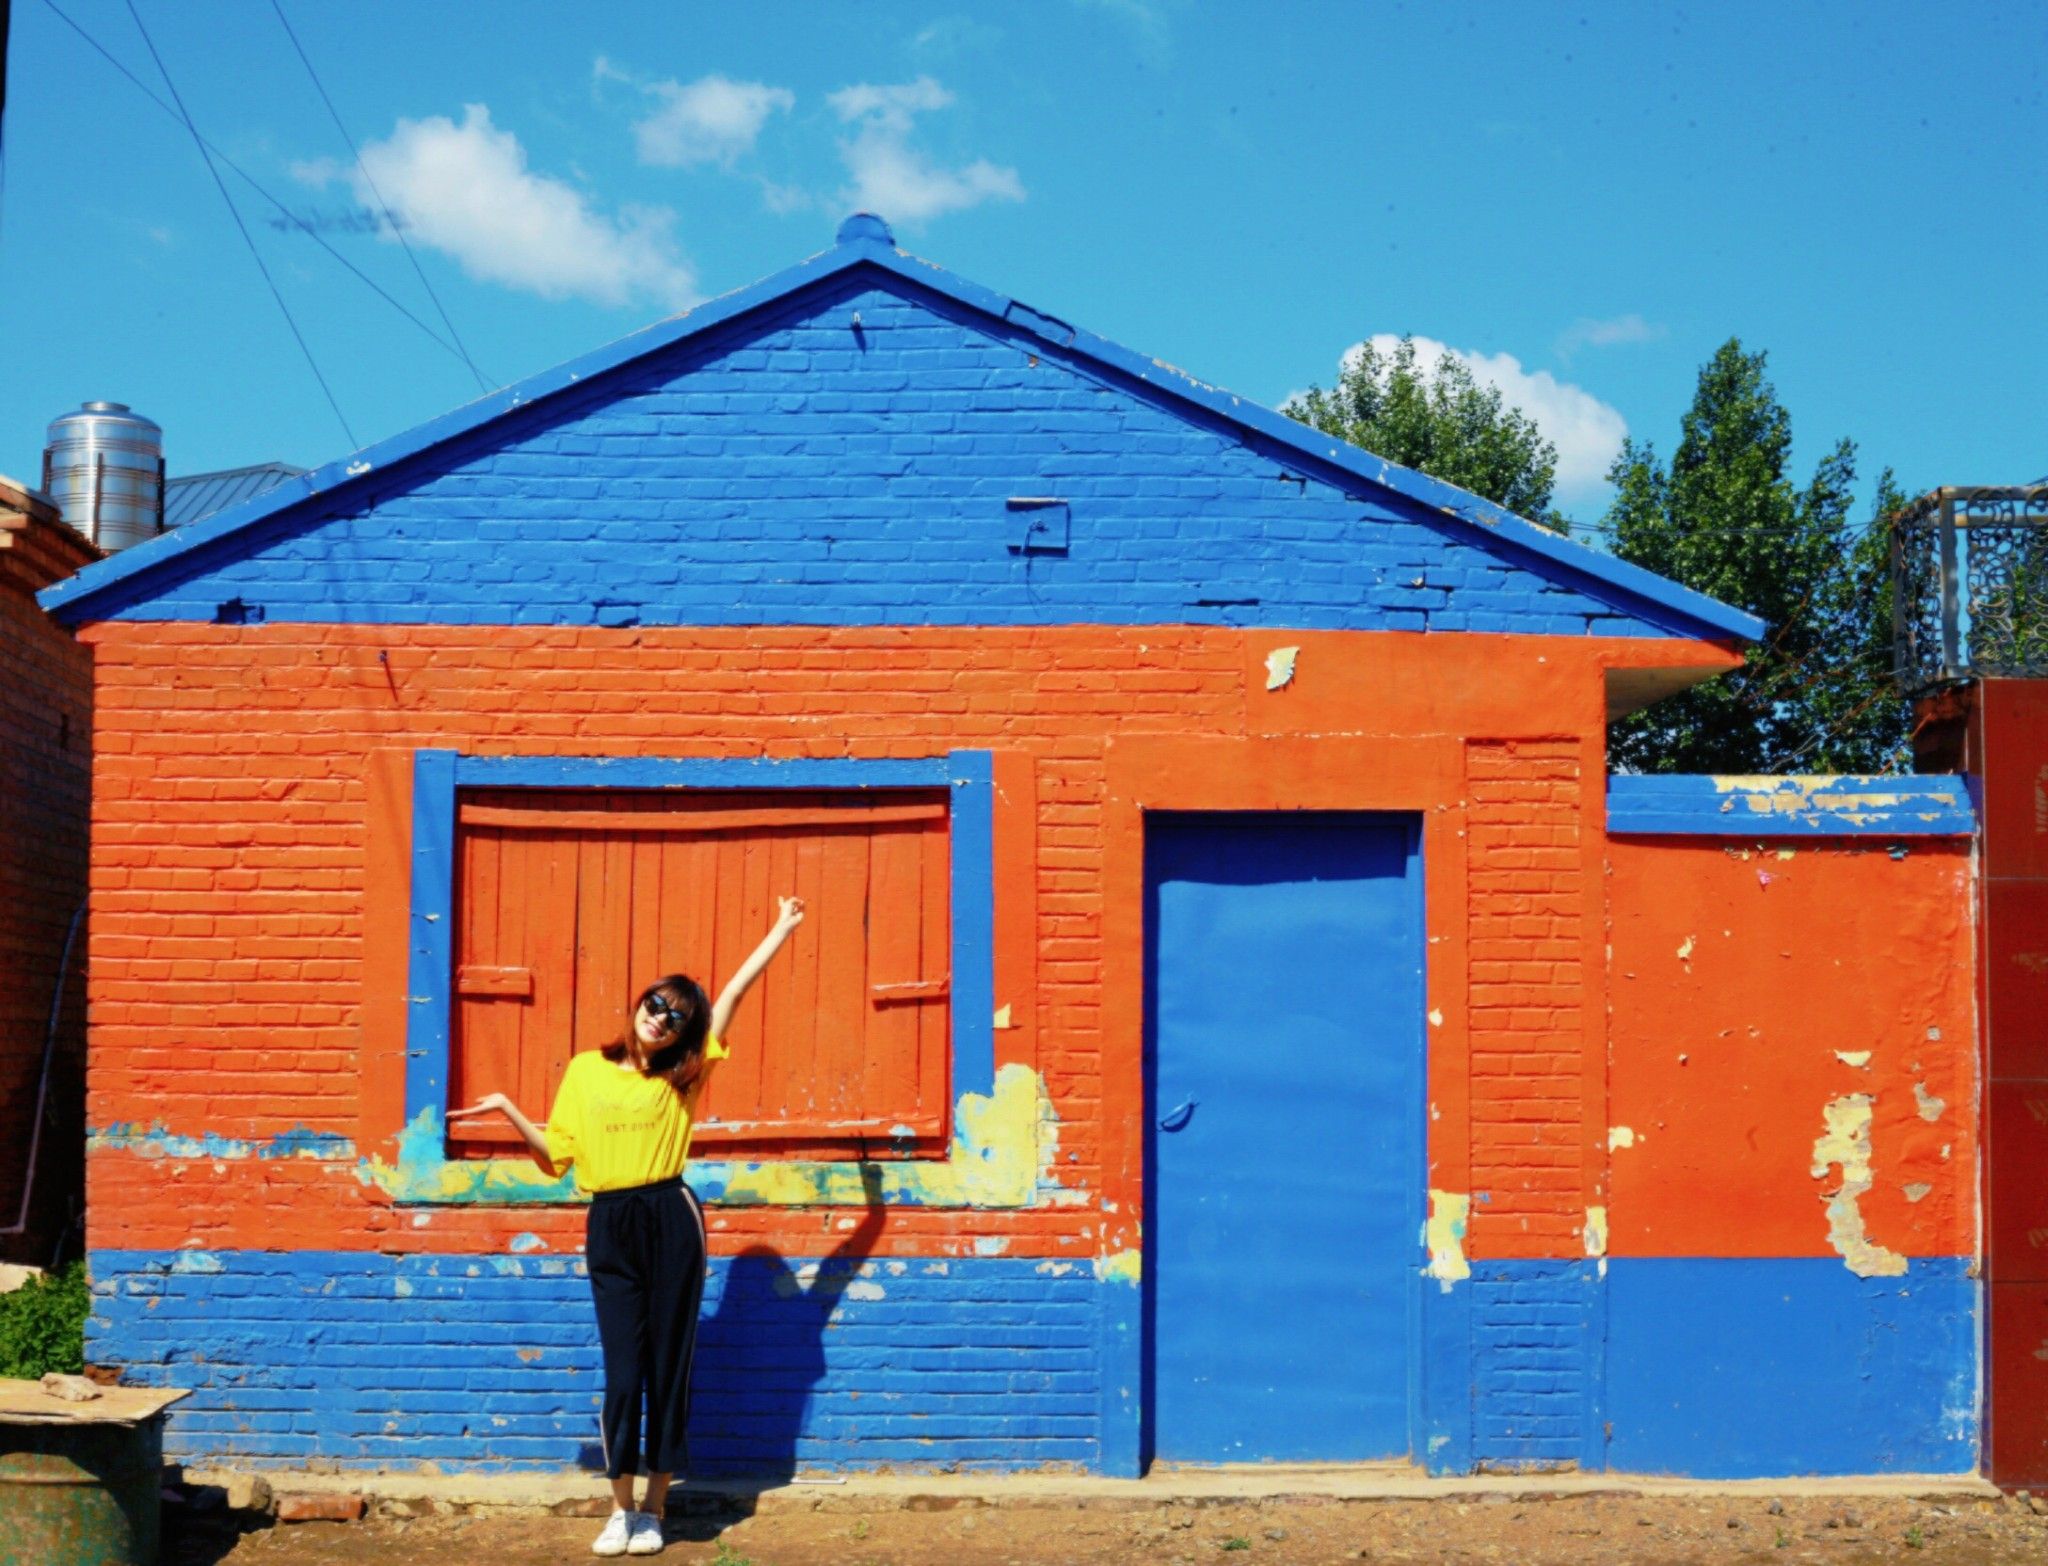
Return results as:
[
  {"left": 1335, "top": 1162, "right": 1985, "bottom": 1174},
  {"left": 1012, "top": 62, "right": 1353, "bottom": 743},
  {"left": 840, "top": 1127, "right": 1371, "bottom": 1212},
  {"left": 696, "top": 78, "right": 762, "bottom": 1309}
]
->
[{"left": 43, "top": 223, "right": 1759, "bottom": 640}]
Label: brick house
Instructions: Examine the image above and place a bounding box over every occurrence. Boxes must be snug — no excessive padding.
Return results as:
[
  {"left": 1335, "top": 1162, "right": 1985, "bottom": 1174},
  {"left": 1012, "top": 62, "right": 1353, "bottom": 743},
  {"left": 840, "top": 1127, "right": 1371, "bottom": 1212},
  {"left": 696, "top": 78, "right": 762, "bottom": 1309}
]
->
[
  {"left": 41, "top": 216, "right": 1981, "bottom": 1477},
  {"left": 2, "top": 477, "right": 98, "bottom": 1264}
]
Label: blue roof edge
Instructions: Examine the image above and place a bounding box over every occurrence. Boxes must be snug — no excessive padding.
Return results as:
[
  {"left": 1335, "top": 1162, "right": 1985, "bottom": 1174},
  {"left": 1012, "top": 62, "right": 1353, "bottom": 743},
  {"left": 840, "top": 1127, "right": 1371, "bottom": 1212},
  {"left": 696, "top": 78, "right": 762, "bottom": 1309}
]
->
[
  {"left": 40, "top": 223, "right": 1764, "bottom": 643},
  {"left": 1606, "top": 774, "right": 1977, "bottom": 837}
]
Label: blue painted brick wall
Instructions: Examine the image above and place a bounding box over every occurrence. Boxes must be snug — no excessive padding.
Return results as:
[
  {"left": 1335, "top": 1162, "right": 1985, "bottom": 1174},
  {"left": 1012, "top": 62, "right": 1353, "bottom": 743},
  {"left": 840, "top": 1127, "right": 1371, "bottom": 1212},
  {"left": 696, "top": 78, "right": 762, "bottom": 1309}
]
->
[
  {"left": 90, "top": 1249, "right": 1101, "bottom": 1472},
  {"left": 1468, "top": 1261, "right": 1597, "bottom": 1471},
  {"left": 104, "top": 274, "right": 1691, "bottom": 636}
]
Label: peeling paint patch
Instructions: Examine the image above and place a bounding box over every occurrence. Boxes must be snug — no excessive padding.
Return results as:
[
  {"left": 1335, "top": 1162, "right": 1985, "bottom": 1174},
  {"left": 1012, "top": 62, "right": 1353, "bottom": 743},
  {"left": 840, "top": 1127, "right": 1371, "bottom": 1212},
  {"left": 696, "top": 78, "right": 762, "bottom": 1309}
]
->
[
  {"left": 1608, "top": 1125, "right": 1637, "bottom": 1151},
  {"left": 358, "top": 1063, "right": 1061, "bottom": 1210},
  {"left": 91, "top": 1123, "right": 355, "bottom": 1162},
  {"left": 1584, "top": 1205, "right": 1608, "bottom": 1258},
  {"left": 1904, "top": 1183, "right": 1934, "bottom": 1204},
  {"left": 1263, "top": 645, "right": 1299, "bottom": 691},
  {"left": 1423, "top": 1190, "right": 1470, "bottom": 1290},
  {"left": 1428, "top": 1008, "right": 1444, "bottom": 1028},
  {"left": 1094, "top": 1249, "right": 1142, "bottom": 1285},
  {"left": 1811, "top": 1094, "right": 1908, "bottom": 1277},
  {"left": 168, "top": 1251, "right": 224, "bottom": 1274},
  {"left": 1034, "top": 1260, "right": 1075, "bottom": 1276},
  {"left": 972, "top": 1236, "right": 1010, "bottom": 1257},
  {"left": 507, "top": 1233, "right": 545, "bottom": 1254},
  {"left": 1914, "top": 1082, "right": 1947, "bottom": 1122},
  {"left": 1676, "top": 935, "right": 1695, "bottom": 963},
  {"left": 992, "top": 1003, "right": 1014, "bottom": 1029},
  {"left": 1835, "top": 1050, "right": 1873, "bottom": 1069}
]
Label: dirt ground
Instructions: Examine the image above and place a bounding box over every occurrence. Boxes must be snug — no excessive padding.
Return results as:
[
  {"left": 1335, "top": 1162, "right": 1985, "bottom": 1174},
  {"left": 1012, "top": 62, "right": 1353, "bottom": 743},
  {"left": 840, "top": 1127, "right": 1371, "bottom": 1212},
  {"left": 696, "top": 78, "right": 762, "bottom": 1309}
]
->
[{"left": 163, "top": 1490, "right": 2048, "bottom": 1566}]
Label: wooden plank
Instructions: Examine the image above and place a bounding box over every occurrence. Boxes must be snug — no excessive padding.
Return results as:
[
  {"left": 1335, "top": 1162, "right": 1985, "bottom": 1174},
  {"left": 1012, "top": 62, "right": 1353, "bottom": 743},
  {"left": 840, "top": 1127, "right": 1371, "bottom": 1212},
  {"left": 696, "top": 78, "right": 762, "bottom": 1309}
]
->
[
  {"left": 458, "top": 802, "right": 945, "bottom": 833},
  {"left": 456, "top": 965, "right": 534, "bottom": 998},
  {"left": 920, "top": 812, "right": 954, "bottom": 1126},
  {"left": 814, "top": 828, "right": 872, "bottom": 1122},
  {"left": 866, "top": 824, "right": 923, "bottom": 1119},
  {"left": 628, "top": 830, "right": 662, "bottom": 1000},
  {"left": 592, "top": 828, "right": 634, "bottom": 1049},
  {"left": 449, "top": 829, "right": 522, "bottom": 1136},
  {"left": 0, "top": 1379, "right": 190, "bottom": 1427},
  {"left": 525, "top": 832, "right": 580, "bottom": 1114}
]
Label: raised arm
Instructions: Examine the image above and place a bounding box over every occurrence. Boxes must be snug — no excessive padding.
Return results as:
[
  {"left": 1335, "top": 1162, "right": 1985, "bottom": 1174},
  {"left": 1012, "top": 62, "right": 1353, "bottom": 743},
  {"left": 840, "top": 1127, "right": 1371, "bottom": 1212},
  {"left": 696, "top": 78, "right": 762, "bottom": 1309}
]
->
[
  {"left": 446, "top": 1092, "right": 559, "bottom": 1177},
  {"left": 711, "top": 895, "right": 806, "bottom": 1040}
]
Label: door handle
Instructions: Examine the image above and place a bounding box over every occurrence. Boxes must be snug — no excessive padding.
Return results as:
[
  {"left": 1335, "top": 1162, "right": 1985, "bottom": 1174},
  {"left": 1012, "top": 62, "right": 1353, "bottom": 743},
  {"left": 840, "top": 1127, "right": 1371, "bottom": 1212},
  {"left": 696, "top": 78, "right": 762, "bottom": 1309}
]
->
[{"left": 1158, "top": 1098, "right": 1198, "bottom": 1132}]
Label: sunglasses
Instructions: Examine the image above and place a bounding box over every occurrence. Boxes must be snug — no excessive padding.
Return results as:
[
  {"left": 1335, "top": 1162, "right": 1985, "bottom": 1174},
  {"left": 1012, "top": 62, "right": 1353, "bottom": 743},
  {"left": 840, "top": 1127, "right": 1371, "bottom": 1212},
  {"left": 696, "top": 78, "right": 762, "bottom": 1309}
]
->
[{"left": 641, "top": 992, "right": 688, "bottom": 1031}]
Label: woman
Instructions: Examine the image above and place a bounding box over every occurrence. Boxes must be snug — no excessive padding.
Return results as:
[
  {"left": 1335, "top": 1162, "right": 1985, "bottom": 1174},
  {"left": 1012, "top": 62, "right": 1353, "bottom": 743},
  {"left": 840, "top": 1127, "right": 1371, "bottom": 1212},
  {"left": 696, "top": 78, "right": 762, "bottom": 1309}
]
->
[{"left": 450, "top": 895, "right": 806, "bottom": 1558}]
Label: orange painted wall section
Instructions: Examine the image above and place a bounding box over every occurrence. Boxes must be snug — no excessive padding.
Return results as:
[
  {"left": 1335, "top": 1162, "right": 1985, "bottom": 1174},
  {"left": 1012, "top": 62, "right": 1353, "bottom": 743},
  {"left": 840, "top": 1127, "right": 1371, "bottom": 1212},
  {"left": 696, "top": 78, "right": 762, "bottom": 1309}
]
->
[
  {"left": 1606, "top": 839, "right": 1976, "bottom": 1259},
  {"left": 80, "top": 622, "right": 1724, "bottom": 1261}
]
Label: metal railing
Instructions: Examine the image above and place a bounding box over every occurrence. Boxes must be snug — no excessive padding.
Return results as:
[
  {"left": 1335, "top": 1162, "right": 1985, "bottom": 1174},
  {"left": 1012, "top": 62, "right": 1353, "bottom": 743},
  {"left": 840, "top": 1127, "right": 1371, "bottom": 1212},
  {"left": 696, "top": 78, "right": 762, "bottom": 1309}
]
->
[{"left": 1891, "top": 485, "right": 2048, "bottom": 692}]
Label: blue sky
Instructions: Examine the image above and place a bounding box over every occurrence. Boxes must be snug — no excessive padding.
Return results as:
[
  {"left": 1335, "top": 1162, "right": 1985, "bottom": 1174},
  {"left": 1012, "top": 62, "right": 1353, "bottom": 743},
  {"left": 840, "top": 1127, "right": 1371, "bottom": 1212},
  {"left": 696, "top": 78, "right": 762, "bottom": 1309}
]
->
[{"left": 3, "top": 1, "right": 2043, "bottom": 528}]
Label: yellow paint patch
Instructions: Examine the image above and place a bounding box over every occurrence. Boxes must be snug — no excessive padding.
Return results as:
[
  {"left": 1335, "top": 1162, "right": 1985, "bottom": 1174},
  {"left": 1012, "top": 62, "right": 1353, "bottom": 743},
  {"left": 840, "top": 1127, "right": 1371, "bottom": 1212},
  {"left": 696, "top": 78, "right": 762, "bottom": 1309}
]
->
[
  {"left": 1914, "top": 1082, "right": 1947, "bottom": 1122},
  {"left": 1094, "top": 1249, "right": 1142, "bottom": 1285},
  {"left": 1583, "top": 1205, "right": 1608, "bottom": 1258},
  {"left": 992, "top": 1003, "right": 1014, "bottom": 1030},
  {"left": 1608, "top": 1125, "right": 1637, "bottom": 1151},
  {"left": 1676, "top": 935, "right": 1695, "bottom": 963},
  {"left": 718, "top": 1062, "right": 1053, "bottom": 1207},
  {"left": 1263, "top": 645, "right": 1300, "bottom": 691},
  {"left": 1423, "top": 1189, "right": 1470, "bottom": 1290},
  {"left": 1835, "top": 1050, "right": 1873, "bottom": 1069},
  {"left": 1811, "top": 1094, "right": 1907, "bottom": 1277}
]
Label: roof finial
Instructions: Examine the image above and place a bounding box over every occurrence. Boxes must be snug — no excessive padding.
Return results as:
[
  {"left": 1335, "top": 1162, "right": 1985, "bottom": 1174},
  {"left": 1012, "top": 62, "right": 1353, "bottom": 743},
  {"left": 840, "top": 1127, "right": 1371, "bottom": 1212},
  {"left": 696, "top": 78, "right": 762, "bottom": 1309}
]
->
[{"left": 836, "top": 212, "right": 894, "bottom": 247}]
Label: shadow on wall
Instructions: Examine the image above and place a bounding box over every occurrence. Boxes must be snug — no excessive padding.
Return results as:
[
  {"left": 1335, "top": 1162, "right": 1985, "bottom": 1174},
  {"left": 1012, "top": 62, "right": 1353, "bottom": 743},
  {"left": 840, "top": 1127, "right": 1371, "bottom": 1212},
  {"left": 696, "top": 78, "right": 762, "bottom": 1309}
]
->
[{"left": 577, "top": 1166, "right": 887, "bottom": 1481}]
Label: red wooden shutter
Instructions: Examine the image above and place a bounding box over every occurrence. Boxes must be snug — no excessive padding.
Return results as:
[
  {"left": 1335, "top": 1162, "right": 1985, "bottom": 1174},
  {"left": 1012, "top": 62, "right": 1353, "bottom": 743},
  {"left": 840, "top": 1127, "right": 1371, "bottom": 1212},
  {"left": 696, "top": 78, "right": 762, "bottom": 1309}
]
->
[{"left": 448, "top": 788, "right": 951, "bottom": 1159}]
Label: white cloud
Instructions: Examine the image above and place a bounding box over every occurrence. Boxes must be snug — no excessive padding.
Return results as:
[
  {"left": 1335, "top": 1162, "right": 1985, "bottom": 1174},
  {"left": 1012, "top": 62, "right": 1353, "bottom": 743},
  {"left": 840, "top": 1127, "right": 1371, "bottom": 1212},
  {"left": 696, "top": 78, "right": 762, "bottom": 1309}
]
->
[
  {"left": 1341, "top": 334, "right": 1629, "bottom": 498},
  {"left": 1556, "top": 312, "right": 1666, "bottom": 359},
  {"left": 626, "top": 72, "right": 793, "bottom": 169},
  {"left": 301, "top": 104, "right": 697, "bottom": 310},
  {"left": 826, "top": 76, "right": 1023, "bottom": 224}
]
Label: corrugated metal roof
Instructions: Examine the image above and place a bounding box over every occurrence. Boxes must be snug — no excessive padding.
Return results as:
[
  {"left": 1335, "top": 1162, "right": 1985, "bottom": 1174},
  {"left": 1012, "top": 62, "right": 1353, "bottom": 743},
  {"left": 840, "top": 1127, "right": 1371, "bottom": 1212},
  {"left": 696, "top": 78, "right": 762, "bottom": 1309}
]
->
[{"left": 163, "top": 463, "right": 308, "bottom": 530}]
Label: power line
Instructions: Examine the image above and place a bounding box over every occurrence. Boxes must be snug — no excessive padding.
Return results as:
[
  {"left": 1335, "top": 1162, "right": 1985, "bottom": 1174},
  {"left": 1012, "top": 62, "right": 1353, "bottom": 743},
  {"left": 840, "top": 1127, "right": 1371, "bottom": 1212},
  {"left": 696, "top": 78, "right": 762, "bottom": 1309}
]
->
[
  {"left": 124, "top": 0, "right": 357, "bottom": 449},
  {"left": 40, "top": 0, "right": 473, "bottom": 375},
  {"left": 266, "top": 0, "right": 492, "bottom": 393}
]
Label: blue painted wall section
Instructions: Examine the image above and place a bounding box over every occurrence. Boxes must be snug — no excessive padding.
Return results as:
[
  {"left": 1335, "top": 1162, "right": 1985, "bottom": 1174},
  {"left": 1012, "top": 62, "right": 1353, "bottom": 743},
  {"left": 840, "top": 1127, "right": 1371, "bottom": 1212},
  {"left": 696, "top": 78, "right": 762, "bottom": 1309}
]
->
[
  {"left": 91, "top": 1250, "right": 1100, "bottom": 1472},
  {"left": 1468, "top": 1262, "right": 1601, "bottom": 1472},
  {"left": 1607, "top": 774, "right": 1976, "bottom": 837},
  {"left": 1605, "top": 1259, "right": 1978, "bottom": 1477},
  {"left": 57, "top": 278, "right": 1721, "bottom": 639}
]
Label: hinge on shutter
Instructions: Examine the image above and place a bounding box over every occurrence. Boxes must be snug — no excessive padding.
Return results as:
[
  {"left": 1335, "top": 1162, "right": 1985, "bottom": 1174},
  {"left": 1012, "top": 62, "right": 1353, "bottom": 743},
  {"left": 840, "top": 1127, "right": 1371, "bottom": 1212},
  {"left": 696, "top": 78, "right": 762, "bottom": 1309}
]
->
[
  {"left": 456, "top": 965, "right": 534, "bottom": 998},
  {"left": 869, "top": 977, "right": 950, "bottom": 1005}
]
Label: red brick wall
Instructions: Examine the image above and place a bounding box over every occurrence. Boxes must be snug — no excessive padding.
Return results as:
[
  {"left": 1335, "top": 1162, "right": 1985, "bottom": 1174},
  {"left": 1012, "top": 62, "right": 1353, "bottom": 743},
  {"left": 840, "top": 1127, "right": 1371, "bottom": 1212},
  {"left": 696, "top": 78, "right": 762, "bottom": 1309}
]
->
[{"left": 0, "top": 491, "right": 97, "bottom": 1262}]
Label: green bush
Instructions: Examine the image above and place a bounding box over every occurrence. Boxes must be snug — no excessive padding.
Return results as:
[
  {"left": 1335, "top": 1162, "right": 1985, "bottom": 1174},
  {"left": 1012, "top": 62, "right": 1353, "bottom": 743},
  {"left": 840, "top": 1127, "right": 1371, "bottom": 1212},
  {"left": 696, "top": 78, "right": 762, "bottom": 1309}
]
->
[{"left": 0, "top": 1261, "right": 90, "bottom": 1379}]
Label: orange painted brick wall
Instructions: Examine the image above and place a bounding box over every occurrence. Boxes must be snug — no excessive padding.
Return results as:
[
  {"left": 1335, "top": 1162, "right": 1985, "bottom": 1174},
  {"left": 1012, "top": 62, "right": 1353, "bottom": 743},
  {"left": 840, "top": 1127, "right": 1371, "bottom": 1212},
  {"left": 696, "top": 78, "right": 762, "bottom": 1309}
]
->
[
  {"left": 1606, "top": 837, "right": 1977, "bottom": 1261},
  {"left": 78, "top": 621, "right": 1713, "bottom": 1265}
]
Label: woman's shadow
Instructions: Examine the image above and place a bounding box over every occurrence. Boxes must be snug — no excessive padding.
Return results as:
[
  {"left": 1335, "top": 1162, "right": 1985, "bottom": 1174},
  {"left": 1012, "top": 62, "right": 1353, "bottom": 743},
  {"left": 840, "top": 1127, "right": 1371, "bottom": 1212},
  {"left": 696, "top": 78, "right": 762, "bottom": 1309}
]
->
[{"left": 686, "top": 1161, "right": 886, "bottom": 1492}]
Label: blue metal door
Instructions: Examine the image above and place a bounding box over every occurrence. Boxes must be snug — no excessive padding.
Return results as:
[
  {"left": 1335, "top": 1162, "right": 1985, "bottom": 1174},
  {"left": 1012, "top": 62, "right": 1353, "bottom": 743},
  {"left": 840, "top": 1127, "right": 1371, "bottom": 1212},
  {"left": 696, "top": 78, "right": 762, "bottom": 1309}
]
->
[{"left": 1144, "top": 812, "right": 1424, "bottom": 1464}]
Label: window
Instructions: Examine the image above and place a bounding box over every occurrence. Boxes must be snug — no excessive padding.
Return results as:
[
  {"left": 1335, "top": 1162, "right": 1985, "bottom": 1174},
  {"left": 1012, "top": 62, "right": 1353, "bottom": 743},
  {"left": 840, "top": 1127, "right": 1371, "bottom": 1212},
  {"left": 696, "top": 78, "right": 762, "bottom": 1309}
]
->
[{"left": 446, "top": 787, "right": 954, "bottom": 1160}]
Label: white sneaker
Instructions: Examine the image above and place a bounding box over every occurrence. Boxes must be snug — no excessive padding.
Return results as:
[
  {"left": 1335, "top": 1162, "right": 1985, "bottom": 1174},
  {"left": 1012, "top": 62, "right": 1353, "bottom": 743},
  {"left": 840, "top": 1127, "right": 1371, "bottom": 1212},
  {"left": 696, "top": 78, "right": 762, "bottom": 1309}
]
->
[
  {"left": 591, "top": 1508, "right": 635, "bottom": 1557},
  {"left": 626, "top": 1510, "right": 665, "bottom": 1555}
]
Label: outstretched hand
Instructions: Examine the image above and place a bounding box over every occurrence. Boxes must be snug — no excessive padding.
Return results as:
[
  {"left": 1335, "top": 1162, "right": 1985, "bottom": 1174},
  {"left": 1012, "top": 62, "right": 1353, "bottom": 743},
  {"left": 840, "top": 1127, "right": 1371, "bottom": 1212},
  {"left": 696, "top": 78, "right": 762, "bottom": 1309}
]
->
[{"left": 446, "top": 1093, "right": 512, "bottom": 1122}]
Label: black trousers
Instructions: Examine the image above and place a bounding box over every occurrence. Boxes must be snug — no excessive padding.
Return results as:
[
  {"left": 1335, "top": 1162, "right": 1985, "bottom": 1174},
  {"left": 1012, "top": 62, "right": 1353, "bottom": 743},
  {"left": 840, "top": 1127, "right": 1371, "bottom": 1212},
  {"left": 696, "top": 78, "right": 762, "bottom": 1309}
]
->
[{"left": 585, "top": 1177, "right": 708, "bottom": 1479}]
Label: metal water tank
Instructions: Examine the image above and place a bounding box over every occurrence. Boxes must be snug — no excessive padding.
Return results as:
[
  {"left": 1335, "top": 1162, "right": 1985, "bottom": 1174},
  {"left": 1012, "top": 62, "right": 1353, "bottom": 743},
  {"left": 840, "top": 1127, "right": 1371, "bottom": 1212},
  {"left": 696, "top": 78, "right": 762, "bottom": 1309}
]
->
[{"left": 42, "top": 403, "right": 165, "bottom": 551}]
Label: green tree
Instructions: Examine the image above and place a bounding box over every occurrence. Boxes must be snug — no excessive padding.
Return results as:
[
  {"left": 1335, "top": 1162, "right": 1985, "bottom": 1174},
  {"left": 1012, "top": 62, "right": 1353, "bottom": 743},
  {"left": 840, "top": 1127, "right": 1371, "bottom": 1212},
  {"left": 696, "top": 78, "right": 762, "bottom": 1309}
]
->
[
  {"left": 1284, "top": 337, "right": 1566, "bottom": 529},
  {"left": 1607, "top": 339, "right": 1908, "bottom": 773}
]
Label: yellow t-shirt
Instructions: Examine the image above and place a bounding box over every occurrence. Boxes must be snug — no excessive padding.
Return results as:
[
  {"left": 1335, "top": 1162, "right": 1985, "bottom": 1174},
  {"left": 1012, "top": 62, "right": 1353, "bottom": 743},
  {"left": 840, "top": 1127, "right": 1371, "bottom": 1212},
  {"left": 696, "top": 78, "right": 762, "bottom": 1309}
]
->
[{"left": 542, "top": 1037, "right": 727, "bottom": 1194}]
